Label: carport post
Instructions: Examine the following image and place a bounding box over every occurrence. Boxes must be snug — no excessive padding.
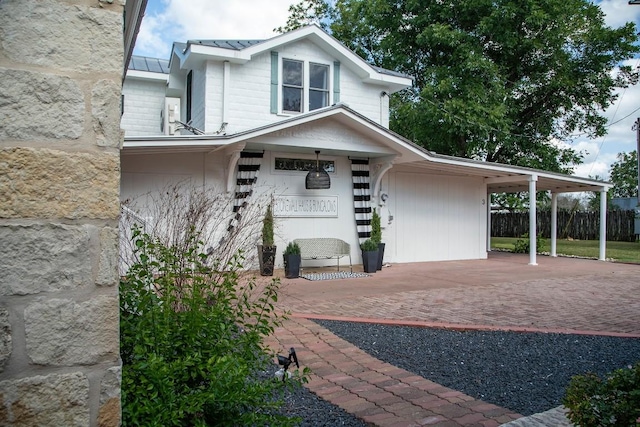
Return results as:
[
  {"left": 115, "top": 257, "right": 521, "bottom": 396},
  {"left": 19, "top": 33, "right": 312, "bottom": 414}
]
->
[
  {"left": 486, "top": 192, "right": 492, "bottom": 252},
  {"left": 528, "top": 175, "right": 538, "bottom": 266},
  {"left": 550, "top": 192, "right": 557, "bottom": 257},
  {"left": 599, "top": 189, "right": 607, "bottom": 261}
]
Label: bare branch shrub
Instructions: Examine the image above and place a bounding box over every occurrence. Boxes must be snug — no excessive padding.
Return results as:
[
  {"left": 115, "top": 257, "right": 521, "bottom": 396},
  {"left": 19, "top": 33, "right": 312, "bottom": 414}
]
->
[{"left": 120, "top": 182, "right": 275, "bottom": 276}]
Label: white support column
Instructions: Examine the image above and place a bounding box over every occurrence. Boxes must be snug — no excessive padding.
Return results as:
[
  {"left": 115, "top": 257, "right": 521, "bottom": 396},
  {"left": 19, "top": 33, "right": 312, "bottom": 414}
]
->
[
  {"left": 599, "top": 189, "right": 607, "bottom": 261},
  {"left": 529, "top": 175, "right": 538, "bottom": 265},
  {"left": 486, "top": 193, "right": 492, "bottom": 252},
  {"left": 550, "top": 192, "right": 558, "bottom": 257}
]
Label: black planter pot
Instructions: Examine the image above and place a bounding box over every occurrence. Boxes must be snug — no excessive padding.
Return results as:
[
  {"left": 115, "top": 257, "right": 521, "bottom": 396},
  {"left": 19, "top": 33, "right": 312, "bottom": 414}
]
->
[
  {"left": 258, "top": 245, "right": 277, "bottom": 276},
  {"left": 283, "top": 254, "right": 301, "bottom": 279},
  {"left": 376, "top": 243, "right": 386, "bottom": 271},
  {"left": 362, "top": 249, "right": 379, "bottom": 273}
]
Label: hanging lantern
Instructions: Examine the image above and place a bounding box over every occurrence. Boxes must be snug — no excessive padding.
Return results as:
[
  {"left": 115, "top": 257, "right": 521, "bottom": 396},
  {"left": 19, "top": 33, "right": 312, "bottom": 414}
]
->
[{"left": 305, "top": 150, "right": 330, "bottom": 189}]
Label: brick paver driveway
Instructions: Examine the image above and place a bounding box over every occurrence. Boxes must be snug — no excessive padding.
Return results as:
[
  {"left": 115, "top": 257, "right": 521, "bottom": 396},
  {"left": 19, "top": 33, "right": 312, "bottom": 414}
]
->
[{"left": 276, "top": 251, "right": 640, "bottom": 336}]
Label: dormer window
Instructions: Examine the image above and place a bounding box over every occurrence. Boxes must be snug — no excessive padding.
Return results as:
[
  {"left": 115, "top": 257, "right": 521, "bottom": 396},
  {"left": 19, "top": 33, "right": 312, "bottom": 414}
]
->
[
  {"left": 280, "top": 58, "right": 330, "bottom": 114},
  {"left": 271, "top": 52, "right": 339, "bottom": 115},
  {"left": 309, "top": 63, "right": 329, "bottom": 110},
  {"left": 283, "top": 59, "right": 303, "bottom": 113}
]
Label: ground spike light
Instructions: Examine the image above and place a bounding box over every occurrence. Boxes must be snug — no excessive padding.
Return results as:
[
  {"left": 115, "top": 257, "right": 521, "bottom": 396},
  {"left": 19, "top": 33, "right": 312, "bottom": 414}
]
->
[{"left": 305, "top": 150, "right": 330, "bottom": 189}]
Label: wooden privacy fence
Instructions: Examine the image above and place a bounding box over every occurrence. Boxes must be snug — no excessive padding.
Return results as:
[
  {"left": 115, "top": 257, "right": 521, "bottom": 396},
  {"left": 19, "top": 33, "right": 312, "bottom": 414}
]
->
[{"left": 491, "top": 210, "right": 637, "bottom": 242}]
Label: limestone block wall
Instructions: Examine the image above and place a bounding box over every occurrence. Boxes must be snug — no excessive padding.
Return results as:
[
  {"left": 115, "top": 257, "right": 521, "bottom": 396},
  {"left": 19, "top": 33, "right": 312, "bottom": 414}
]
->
[{"left": 0, "top": 0, "right": 123, "bottom": 425}]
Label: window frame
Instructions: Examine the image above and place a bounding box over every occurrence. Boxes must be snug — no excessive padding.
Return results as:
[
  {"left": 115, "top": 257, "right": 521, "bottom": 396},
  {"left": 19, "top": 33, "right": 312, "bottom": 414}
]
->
[{"left": 279, "top": 58, "right": 332, "bottom": 115}]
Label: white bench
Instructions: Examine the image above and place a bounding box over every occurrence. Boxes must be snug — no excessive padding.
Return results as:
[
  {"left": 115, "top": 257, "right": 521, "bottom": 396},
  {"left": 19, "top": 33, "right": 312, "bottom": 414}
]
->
[{"left": 293, "top": 238, "right": 352, "bottom": 273}]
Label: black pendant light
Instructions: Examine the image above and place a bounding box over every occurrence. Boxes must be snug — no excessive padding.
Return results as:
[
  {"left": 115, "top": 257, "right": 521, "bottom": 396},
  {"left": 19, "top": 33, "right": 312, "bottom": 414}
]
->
[{"left": 305, "top": 150, "right": 330, "bottom": 189}]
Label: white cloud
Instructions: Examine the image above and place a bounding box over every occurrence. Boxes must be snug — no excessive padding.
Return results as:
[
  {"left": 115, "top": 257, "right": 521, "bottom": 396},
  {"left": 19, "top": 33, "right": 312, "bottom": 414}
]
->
[
  {"left": 598, "top": 0, "right": 640, "bottom": 28},
  {"left": 134, "top": 0, "right": 293, "bottom": 58}
]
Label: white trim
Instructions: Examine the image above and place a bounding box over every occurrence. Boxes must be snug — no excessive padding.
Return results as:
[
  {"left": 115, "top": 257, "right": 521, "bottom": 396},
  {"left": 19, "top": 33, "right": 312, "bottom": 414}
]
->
[
  {"left": 125, "top": 69, "right": 169, "bottom": 82},
  {"left": 123, "top": 105, "right": 613, "bottom": 195}
]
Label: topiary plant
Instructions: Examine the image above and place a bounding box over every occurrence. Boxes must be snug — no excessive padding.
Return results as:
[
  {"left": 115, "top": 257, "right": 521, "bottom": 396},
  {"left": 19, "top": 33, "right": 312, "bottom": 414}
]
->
[
  {"left": 371, "top": 208, "right": 382, "bottom": 245},
  {"left": 283, "top": 241, "right": 300, "bottom": 255},
  {"left": 262, "top": 203, "right": 275, "bottom": 247},
  {"left": 360, "top": 238, "right": 378, "bottom": 252}
]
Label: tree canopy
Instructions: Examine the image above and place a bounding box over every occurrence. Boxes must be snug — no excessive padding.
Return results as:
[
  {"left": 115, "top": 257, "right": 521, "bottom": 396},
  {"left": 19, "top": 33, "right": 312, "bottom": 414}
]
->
[
  {"left": 609, "top": 150, "right": 638, "bottom": 198},
  {"left": 278, "top": 0, "right": 639, "bottom": 173}
]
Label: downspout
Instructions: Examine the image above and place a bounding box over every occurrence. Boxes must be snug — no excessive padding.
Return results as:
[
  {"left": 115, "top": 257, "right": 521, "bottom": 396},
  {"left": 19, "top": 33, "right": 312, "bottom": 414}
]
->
[
  {"left": 380, "top": 91, "right": 389, "bottom": 127},
  {"left": 223, "top": 61, "right": 230, "bottom": 126}
]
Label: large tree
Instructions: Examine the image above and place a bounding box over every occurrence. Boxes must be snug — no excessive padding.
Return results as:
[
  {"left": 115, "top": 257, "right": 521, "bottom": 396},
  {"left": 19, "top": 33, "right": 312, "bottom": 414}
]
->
[
  {"left": 609, "top": 150, "right": 638, "bottom": 198},
  {"left": 279, "top": 0, "right": 639, "bottom": 173}
]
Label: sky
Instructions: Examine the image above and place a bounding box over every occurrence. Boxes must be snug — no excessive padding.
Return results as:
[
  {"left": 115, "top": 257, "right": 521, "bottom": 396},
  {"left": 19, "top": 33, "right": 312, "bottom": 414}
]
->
[{"left": 133, "top": 0, "right": 640, "bottom": 180}]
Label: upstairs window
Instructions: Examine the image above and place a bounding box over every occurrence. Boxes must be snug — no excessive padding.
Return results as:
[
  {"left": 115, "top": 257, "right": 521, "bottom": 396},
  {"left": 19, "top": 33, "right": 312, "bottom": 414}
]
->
[
  {"left": 283, "top": 59, "right": 303, "bottom": 113},
  {"left": 309, "top": 63, "right": 329, "bottom": 110},
  {"left": 278, "top": 58, "right": 331, "bottom": 114},
  {"left": 186, "top": 70, "right": 193, "bottom": 123}
]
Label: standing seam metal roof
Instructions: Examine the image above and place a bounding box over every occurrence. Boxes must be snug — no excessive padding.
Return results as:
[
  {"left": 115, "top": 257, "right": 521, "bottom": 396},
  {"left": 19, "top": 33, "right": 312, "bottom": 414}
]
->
[
  {"left": 129, "top": 56, "right": 170, "bottom": 73},
  {"left": 186, "top": 39, "right": 264, "bottom": 50}
]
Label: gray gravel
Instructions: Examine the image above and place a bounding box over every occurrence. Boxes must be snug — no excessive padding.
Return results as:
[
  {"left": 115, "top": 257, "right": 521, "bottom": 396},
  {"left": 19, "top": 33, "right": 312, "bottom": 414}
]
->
[
  {"left": 314, "top": 320, "right": 640, "bottom": 417},
  {"left": 280, "top": 382, "right": 368, "bottom": 426}
]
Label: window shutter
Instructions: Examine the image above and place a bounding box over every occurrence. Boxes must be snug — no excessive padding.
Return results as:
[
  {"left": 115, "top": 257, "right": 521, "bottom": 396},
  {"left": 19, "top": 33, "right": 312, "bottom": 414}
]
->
[
  {"left": 333, "top": 61, "right": 340, "bottom": 104},
  {"left": 270, "top": 51, "right": 278, "bottom": 114}
]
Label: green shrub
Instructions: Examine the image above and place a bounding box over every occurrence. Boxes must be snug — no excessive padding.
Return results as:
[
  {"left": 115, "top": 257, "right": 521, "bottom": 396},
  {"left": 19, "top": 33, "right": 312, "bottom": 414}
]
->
[
  {"left": 283, "top": 241, "right": 301, "bottom": 255},
  {"left": 120, "top": 227, "right": 305, "bottom": 426},
  {"left": 563, "top": 362, "right": 640, "bottom": 427},
  {"left": 371, "top": 208, "right": 382, "bottom": 245},
  {"left": 262, "top": 203, "right": 275, "bottom": 246},
  {"left": 360, "top": 238, "right": 378, "bottom": 252},
  {"left": 513, "top": 233, "right": 546, "bottom": 253}
]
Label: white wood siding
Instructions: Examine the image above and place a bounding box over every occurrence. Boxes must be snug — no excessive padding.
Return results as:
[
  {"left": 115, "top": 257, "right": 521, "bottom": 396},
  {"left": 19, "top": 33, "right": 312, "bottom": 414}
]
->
[
  {"left": 204, "top": 60, "right": 224, "bottom": 133},
  {"left": 339, "top": 65, "right": 389, "bottom": 125},
  {"left": 121, "top": 79, "right": 166, "bottom": 136},
  {"left": 189, "top": 65, "right": 206, "bottom": 132},
  {"left": 386, "top": 171, "right": 487, "bottom": 263}
]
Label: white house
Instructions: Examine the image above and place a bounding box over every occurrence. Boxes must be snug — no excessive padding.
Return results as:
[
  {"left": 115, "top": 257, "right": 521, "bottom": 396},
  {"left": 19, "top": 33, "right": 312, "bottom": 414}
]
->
[{"left": 121, "top": 25, "right": 611, "bottom": 269}]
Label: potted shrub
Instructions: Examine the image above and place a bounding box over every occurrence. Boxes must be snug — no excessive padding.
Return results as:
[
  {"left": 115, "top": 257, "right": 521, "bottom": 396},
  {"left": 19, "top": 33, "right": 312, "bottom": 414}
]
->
[
  {"left": 258, "top": 203, "right": 277, "bottom": 276},
  {"left": 371, "top": 208, "right": 385, "bottom": 270},
  {"left": 282, "top": 241, "right": 301, "bottom": 279},
  {"left": 360, "top": 238, "right": 379, "bottom": 274}
]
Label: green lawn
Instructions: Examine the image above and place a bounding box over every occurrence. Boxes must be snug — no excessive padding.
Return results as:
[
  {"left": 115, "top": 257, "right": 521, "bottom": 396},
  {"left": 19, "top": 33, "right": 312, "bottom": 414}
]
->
[{"left": 490, "top": 237, "right": 640, "bottom": 264}]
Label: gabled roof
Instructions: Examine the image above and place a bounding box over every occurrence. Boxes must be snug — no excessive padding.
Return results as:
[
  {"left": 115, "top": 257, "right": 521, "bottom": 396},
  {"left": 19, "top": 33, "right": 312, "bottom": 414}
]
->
[
  {"left": 171, "top": 25, "right": 413, "bottom": 93},
  {"left": 123, "top": 104, "right": 611, "bottom": 194}
]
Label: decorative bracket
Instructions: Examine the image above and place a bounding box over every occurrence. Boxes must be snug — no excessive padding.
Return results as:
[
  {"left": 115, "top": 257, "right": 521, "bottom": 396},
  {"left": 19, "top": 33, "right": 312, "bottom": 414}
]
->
[{"left": 225, "top": 143, "right": 246, "bottom": 193}]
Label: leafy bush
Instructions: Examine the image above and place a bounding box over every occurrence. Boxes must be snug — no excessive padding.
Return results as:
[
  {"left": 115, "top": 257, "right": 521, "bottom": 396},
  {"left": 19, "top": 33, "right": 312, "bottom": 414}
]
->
[
  {"left": 120, "top": 227, "right": 304, "bottom": 426},
  {"left": 563, "top": 362, "right": 640, "bottom": 427},
  {"left": 513, "top": 233, "right": 546, "bottom": 253}
]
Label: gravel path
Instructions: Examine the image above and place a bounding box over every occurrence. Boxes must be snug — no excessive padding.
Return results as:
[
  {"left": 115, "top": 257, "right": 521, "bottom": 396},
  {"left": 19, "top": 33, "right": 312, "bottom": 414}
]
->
[
  {"left": 280, "top": 382, "right": 368, "bottom": 427},
  {"left": 314, "top": 320, "right": 640, "bottom": 417}
]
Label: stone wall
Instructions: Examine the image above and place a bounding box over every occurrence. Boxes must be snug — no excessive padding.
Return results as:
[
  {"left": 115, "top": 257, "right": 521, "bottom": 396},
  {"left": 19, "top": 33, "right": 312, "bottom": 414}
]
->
[{"left": 0, "top": 0, "right": 123, "bottom": 425}]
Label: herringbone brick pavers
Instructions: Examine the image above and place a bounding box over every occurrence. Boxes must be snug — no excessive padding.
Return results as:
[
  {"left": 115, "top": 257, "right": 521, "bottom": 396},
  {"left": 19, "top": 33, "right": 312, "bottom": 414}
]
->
[
  {"left": 261, "top": 252, "right": 640, "bottom": 426},
  {"left": 265, "top": 317, "right": 522, "bottom": 426}
]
